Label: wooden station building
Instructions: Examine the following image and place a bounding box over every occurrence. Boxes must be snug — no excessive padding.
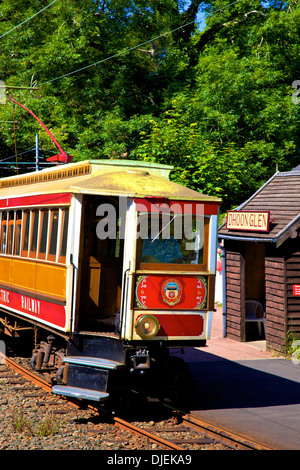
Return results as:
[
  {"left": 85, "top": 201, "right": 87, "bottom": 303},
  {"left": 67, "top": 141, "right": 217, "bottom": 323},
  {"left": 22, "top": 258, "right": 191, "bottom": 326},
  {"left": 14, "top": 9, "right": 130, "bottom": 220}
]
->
[{"left": 218, "top": 166, "right": 300, "bottom": 353}]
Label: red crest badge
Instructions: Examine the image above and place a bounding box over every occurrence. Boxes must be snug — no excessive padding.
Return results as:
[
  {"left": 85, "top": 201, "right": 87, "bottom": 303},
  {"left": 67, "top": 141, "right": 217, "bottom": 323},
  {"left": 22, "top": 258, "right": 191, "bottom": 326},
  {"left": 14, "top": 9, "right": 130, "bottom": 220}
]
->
[{"left": 161, "top": 278, "right": 183, "bottom": 306}]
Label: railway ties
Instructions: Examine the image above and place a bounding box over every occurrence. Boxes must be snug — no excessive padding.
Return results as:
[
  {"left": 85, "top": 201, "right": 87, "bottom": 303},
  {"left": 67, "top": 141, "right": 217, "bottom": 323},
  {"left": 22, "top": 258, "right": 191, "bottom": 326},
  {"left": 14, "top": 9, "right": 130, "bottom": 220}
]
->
[
  {"left": 181, "top": 414, "right": 274, "bottom": 451},
  {"left": 114, "top": 418, "right": 225, "bottom": 450},
  {"left": 0, "top": 356, "right": 274, "bottom": 451}
]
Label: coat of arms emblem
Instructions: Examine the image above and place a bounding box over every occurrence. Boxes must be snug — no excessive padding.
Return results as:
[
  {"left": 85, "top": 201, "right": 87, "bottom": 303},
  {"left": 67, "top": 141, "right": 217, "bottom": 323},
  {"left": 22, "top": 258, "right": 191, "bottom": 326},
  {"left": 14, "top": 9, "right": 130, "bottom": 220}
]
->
[{"left": 161, "top": 278, "right": 183, "bottom": 306}]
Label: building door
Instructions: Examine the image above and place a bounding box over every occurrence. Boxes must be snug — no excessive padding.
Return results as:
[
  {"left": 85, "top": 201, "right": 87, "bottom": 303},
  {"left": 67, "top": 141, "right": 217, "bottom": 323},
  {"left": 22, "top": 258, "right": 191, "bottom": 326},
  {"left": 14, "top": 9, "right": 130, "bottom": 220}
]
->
[{"left": 244, "top": 242, "right": 266, "bottom": 340}]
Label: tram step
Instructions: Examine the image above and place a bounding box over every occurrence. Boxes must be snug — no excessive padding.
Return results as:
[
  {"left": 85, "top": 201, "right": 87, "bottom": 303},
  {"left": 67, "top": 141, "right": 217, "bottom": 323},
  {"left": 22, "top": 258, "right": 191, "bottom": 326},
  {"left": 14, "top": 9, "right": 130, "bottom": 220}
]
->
[
  {"left": 67, "top": 334, "right": 126, "bottom": 364},
  {"left": 63, "top": 356, "right": 125, "bottom": 370},
  {"left": 52, "top": 385, "right": 109, "bottom": 402}
]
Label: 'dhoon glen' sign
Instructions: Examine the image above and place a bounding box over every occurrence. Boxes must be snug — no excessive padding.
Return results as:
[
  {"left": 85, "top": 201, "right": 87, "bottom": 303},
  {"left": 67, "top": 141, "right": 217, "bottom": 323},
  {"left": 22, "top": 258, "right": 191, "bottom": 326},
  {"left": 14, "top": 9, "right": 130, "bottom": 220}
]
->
[{"left": 226, "top": 210, "right": 270, "bottom": 233}]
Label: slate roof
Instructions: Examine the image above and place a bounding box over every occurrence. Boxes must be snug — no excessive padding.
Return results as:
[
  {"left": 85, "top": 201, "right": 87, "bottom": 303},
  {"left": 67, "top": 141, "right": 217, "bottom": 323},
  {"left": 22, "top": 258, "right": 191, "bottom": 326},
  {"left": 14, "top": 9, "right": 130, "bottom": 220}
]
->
[{"left": 218, "top": 167, "right": 300, "bottom": 247}]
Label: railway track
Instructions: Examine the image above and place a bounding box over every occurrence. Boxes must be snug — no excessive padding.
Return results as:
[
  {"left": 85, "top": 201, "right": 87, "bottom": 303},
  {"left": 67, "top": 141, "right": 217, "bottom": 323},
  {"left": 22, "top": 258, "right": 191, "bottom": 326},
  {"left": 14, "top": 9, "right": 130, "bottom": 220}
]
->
[
  {"left": 0, "top": 353, "right": 274, "bottom": 451},
  {"left": 181, "top": 414, "right": 273, "bottom": 450}
]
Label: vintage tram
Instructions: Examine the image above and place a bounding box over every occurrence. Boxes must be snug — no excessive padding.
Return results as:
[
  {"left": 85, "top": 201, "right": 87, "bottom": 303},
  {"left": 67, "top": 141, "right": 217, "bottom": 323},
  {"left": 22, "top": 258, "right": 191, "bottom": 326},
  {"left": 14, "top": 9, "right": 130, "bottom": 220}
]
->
[{"left": 0, "top": 159, "right": 220, "bottom": 402}]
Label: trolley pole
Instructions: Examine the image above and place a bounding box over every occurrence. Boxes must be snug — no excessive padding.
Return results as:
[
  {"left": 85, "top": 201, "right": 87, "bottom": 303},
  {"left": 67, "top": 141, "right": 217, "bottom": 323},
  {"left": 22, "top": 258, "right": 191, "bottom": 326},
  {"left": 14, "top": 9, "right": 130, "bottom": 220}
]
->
[{"left": 36, "top": 133, "right": 39, "bottom": 171}]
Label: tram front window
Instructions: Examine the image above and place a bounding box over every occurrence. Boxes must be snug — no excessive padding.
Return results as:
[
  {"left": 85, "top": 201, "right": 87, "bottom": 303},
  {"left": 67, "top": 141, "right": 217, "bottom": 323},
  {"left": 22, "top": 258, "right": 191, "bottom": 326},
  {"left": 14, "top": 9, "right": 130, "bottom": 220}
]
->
[{"left": 137, "top": 213, "right": 206, "bottom": 267}]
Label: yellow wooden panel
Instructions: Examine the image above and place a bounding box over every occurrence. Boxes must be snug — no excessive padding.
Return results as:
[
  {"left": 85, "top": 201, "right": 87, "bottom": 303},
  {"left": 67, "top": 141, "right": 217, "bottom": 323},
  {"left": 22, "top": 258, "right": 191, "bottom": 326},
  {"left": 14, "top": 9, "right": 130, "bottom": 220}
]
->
[
  {"left": 89, "top": 257, "right": 101, "bottom": 306},
  {"left": 0, "top": 257, "right": 12, "bottom": 284},
  {"left": 11, "top": 258, "right": 36, "bottom": 290},
  {"left": 36, "top": 263, "right": 66, "bottom": 299}
]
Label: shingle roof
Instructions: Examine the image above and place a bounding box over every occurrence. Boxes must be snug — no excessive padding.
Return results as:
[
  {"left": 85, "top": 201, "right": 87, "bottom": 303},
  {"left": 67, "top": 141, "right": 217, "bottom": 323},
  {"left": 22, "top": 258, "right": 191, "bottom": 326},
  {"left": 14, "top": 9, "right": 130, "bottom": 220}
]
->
[{"left": 218, "top": 168, "right": 300, "bottom": 247}]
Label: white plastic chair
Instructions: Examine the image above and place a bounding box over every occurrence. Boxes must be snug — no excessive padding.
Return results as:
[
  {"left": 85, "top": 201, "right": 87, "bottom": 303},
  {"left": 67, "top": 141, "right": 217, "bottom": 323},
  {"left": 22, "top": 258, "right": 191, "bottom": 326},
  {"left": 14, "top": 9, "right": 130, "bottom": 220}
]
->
[{"left": 245, "top": 300, "right": 266, "bottom": 338}]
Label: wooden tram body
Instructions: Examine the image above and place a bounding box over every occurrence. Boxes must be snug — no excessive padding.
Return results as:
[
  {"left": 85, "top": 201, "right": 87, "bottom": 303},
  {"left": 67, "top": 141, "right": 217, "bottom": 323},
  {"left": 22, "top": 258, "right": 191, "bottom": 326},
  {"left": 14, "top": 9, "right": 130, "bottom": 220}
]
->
[{"left": 0, "top": 159, "right": 220, "bottom": 402}]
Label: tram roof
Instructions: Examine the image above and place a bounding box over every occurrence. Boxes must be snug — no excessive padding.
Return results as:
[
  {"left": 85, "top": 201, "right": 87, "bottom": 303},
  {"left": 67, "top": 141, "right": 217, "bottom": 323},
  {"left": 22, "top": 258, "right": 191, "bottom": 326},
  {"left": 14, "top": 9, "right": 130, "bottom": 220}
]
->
[{"left": 0, "top": 159, "right": 220, "bottom": 204}]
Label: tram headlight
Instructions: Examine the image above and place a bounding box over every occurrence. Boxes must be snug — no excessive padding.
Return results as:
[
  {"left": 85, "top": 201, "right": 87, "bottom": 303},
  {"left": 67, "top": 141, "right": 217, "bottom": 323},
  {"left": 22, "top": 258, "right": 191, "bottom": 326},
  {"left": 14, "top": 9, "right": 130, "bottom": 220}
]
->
[{"left": 135, "top": 315, "right": 160, "bottom": 339}]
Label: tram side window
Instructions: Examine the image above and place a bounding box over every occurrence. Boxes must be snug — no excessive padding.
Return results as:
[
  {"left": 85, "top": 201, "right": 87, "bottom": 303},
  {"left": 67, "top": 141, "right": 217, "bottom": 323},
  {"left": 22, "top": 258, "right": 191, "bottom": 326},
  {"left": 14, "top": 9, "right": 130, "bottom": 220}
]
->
[
  {"left": 21, "top": 211, "right": 30, "bottom": 257},
  {"left": 29, "top": 210, "right": 39, "bottom": 258},
  {"left": 14, "top": 211, "right": 22, "bottom": 256},
  {"left": 0, "top": 207, "right": 69, "bottom": 264},
  {"left": 58, "top": 209, "right": 69, "bottom": 263},
  {"left": 0, "top": 211, "right": 8, "bottom": 254},
  {"left": 48, "top": 210, "right": 59, "bottom": 261},
  {"left": 7, "top": 211, "right": 15, "bottom": 255},
  {"left": 38, "top": 210, "right": 49, "bottom": 260}
]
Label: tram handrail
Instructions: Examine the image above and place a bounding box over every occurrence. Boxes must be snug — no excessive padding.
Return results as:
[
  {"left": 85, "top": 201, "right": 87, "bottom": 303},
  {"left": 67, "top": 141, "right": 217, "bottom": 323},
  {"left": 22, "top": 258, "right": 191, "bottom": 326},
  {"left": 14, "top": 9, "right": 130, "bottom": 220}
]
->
[
  {"left": 120, "top": 268, "right": 130, "bottom": 338},
  {"left": 70, "top": 254, "right": 78, "bottom": 333}
]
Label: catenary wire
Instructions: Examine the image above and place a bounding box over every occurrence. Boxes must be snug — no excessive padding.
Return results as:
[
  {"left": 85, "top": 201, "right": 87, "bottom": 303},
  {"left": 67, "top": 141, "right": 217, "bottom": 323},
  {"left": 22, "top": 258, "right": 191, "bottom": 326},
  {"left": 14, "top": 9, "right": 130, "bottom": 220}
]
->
[
  {"left": 0, "top": 0, "right": 59, "bottom": 40},
  {"left": 40, "top": 0, "right": 241, "bottom": 86},
  {"left": 0, "top": 147, "right": 35, "bottom": 162}
]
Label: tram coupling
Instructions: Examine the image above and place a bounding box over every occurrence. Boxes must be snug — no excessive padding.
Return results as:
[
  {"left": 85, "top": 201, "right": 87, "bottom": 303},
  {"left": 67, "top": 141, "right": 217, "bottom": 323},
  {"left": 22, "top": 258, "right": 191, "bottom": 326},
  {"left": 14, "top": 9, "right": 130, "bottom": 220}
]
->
[{"left": 130, "top": 349, "right": 151, "bottom": 373}]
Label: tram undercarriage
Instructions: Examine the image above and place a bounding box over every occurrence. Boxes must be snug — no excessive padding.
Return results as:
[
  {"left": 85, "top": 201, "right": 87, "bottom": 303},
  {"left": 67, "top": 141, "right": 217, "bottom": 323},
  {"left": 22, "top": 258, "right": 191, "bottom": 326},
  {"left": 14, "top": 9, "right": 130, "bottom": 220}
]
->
[{"left": 0, "top": 308, "right": 196, "bottom": 405}]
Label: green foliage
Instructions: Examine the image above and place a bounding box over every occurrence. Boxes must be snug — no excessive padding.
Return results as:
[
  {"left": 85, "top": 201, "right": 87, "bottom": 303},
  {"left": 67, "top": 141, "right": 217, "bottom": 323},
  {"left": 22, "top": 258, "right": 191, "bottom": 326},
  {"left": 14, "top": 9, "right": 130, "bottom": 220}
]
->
[
  {"left": 135, "top": 0, "right": 300, "bottom": 210},
  {"left": 0, "top": 0, "right": 299, "bottom": 210}
]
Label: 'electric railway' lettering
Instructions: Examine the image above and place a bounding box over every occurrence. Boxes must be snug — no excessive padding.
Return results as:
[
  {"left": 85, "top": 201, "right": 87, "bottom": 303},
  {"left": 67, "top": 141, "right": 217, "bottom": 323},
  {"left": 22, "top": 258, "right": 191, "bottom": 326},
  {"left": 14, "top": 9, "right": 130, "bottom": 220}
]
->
[
  {"left": 21, "top": 296, "right": 40, "bottom": 315},
  {"left": 0, "top": 290, "right": 41, "bottom": 315},
  {"left": 0, "top": 289, "right": 9, "bottom": 304}
]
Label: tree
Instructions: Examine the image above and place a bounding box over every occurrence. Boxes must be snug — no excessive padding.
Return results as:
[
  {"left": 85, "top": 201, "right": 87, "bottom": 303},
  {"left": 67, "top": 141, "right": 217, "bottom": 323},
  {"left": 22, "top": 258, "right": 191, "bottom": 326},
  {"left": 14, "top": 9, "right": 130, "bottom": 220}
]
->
[
  {"left": 0, "top": 0, "right": 299, "bottom": 213},
  {"left": 135, "top": 0, "right": 300, "bottom": 211},
  {"left": 0, "top": 0, "right": 201, "bottom": 168}
]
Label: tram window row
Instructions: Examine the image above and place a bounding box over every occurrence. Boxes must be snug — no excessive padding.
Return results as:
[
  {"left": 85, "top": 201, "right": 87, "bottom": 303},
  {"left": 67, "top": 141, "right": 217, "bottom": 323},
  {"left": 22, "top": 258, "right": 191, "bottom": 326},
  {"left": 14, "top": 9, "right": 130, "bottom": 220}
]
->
[{"left": 0, "top": 208, "right": 69, "bottom": 264}]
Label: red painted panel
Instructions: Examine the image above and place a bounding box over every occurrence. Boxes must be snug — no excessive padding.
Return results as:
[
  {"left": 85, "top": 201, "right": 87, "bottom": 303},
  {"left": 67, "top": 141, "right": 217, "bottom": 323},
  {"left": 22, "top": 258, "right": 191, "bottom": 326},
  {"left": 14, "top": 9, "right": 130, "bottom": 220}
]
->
[
  {"left": 0, "top": 287, "right": 66, "bottom": 329},
  {"left": 136, "top": 313, "right": 204, "bottom": 337},
  {"left": 156, "top": 314, "right": 204, "bottom": 336},
  {"left": 134, "top": 198, "right": 219, "bottom": 215},
  {"left": 135, "top": 275, "right": 207, "bottom": 310},
  {"left": 0, "top": 193, "right": 72, "bottom": 209}
]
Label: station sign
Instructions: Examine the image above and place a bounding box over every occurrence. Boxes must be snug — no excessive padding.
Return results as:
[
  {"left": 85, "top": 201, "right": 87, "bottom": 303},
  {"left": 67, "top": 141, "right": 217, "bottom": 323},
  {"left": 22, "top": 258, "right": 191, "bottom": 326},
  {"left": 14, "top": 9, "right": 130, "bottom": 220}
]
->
[{"left": 226, "top": 210, "right": 270, "bottom": 233}]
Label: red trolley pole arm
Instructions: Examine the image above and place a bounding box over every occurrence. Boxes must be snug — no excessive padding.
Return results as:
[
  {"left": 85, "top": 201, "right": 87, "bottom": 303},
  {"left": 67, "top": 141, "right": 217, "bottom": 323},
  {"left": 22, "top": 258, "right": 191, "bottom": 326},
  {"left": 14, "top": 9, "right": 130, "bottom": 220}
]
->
[{"left": 11, "top": 98, "right": 70, "bottom": 163}]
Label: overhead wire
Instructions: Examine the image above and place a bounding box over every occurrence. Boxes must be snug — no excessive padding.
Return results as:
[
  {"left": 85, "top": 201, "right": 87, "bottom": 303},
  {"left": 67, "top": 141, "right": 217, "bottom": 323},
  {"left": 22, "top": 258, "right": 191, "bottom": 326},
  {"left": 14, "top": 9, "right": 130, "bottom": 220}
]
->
[
  {"left": 0, "top": 0, "right": 242, "bottom": 173},
  {"left": 0, "top": 148, "right": 35, "bottom": 163},
  {"left": 12, "top": 101, "right": 19, "bottom": 174},
  {"left": 0, "top": 0, "right": 241, "bottom": 86},
  {"left": 40, "top": 0, "right": 242, "bottom": 86},
  {"left": 0, "top": 0, "right": 58, "bottom": 173},
  {"left": 0, "top": 0, "right": 59, "bottom": 40}
]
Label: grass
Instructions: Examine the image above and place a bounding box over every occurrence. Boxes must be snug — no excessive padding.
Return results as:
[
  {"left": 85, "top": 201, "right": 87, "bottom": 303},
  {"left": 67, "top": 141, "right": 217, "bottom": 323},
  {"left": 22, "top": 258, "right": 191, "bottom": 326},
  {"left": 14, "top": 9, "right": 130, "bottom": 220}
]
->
[{"left": 12, "top": 407, "right": 60, "bottom": 437}]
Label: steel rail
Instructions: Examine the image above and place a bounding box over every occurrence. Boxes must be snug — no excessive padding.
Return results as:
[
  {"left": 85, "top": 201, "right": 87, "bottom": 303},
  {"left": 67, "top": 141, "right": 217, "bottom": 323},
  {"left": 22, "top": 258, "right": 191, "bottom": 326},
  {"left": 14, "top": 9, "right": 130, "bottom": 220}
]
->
[
  {"left": 182, "top": 413, "right": 274, "bottom": 450},
  {"left": 1, "top": 353, "right": 275, "bottom": 450},
  {"left": 1, "top": 354, "right": 184, "bottom": 449},
  {"left": 1, "top": 354, "right": 52, "bottom": 393},
  {"left": 113, "top": 417, "right": 185, "bottom": 451}
]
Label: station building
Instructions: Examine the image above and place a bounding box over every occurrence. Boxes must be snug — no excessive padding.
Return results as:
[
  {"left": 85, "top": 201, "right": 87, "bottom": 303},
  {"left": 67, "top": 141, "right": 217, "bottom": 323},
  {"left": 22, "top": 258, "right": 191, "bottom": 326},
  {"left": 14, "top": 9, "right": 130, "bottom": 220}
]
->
[{"left": 218, "top": 165, "right": 300, "bottom": 353}]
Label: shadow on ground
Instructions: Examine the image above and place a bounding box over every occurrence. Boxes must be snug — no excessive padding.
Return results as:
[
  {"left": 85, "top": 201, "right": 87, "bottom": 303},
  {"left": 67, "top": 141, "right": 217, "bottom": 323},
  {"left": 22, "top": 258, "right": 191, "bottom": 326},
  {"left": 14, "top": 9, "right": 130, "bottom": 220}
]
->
[{"left": 172, "top": 348, "right": 300, "bottom": 411}]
